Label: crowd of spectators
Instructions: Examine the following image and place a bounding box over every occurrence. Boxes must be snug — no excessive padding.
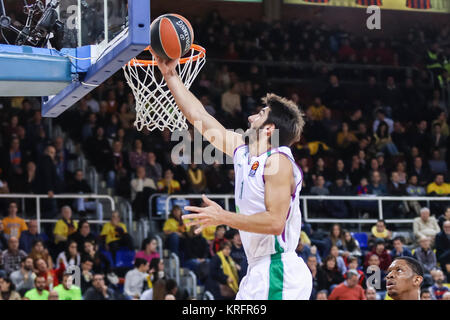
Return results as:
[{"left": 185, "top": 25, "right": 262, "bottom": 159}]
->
[{"left": 0, "top": 10, "right": 449, "bottom": 300}]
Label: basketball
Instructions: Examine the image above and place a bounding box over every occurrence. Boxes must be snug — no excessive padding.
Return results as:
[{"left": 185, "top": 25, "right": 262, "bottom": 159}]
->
[{"left": 150, "top": 13, "right": 194, "bottom": 60}]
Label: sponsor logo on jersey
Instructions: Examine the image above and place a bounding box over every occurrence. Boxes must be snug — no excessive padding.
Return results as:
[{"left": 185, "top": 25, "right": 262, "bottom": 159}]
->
[{"left": 249, "top": 161, "right": 259, "bottom": 177}]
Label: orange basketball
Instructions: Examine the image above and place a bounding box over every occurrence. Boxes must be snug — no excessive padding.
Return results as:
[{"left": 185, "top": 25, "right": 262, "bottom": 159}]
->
[{"left": 150, "top": 14, "right": 194, "bottom": 60}]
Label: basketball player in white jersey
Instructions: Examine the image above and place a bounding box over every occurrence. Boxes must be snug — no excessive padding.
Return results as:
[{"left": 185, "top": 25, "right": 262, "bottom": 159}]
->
[{"left": 154, "top": 57, "right": 312, "bottom": 300}]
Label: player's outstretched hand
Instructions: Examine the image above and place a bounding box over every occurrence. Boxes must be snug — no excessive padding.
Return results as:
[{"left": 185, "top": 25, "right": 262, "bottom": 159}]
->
[
  {"left": 183, "top": 194, "right": 224, "bottom": 234},
  {"left": 149, "top": 47, "right": 179, "bottom": 78}
]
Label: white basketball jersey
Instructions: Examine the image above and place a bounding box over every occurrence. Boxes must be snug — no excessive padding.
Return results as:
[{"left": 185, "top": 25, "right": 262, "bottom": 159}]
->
[{"left": 233, "top": 144, "right": 303, "bottom": 263}]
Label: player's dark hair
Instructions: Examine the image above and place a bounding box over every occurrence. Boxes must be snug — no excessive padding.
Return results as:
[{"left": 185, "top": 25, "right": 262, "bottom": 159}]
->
[
  {"left": 394, "top": 256, "right": 424, "bottom": 277},
  {"left": 262, "top": 93, "right": 305, "bottom": 147}
]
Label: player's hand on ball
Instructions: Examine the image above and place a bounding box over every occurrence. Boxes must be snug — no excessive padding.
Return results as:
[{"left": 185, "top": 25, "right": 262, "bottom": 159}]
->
[
  {"left": 183, "top": 194, "right": 224, "bottom": 234},
  {"left": 150, "top": 47, "right": 179, "bottom": 78}
]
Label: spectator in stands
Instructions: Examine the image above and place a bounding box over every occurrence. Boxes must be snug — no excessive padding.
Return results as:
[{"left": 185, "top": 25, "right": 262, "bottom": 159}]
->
[
  {"left": 12, "top": 161, "right": 37, "bottom": 195},
  {"left": 2, "top": 201, "right": 27, "bottom": 240},
  {"left": 68, "top": 220, "right": 97, "bottom": 253},
  {"left": 145, "top": 152, "right": 163, "bottom": 182},
  {"left": 369, "top": 220, "right": 392, "bottom": 249},
  {"left": 427, "top": 173, "right": 450, "bottom": 196},
  {"left": 328, "top": 269, "right": 366, "bottom": 300},
  {"left": 10, "top": 257, "right": 35, "bottom": 296},
  {"left": 210, "top": 225, "right": 227, "bottom": 256},
  {"left": 429, "top": 123, "right": 446, "bottom": 156},
  {"left": 374, "top": 121, "right": 399, "bottom": 156},
  {"left": 322, "top": 224, "right": 344, "bottom": 258},
  {"left": 435, "top": 221, "right": 450, "bottom": 279},
  {"left": 341, "top": 230, "right": 362, "bottom": 259},
  {"left": 221, "top": 83, "right": 242, "bottom": 117},
  {"left": 82, "top": 240, "right": 111, "bottom": 275},
  {"left": 316, "top": 290, "right": 328, "bottom": 300},
  {"left": 414, "top": 236, "right": 437, "bottom": 275},
  {"left": 387, "top": 171, "right": 406, "bottom": 196},
  {"left": 86, "top": 127, "right": 112, "bottom": 178},
  {"left": 390, "top": 236, "right": 412, "bottom": 259},
  {"left": 53, "top": 206, "right": 78, "bottom": 254},
  {"left": 124, "top": 258, "right": 150, "bottom": 299},
  {"left": 310, "top": 175, "right": 330, "bottom": 196},
  {"left": 317, "top": 255, "right": 344, "bottom": 293},
  {"left": 413, "top": 207, "right": 440, "bottom": 242},
  {"left": 368, "top": 170, "right": 387, "bottom": 196},
  {"left": 109, "top": 140, "right": 131, "bottom": 196},
  {"left": 187, "top": 163, "right": 207, "bottom": 194},
  {"left": 405, "top": 174, "right": 426, "bottom": 216},
  {"left": 34, "top": 258, "right": 58, "bottom": 290},
  {"left": 68, "top": 170, "right": 104, "bottom": 221},
  {"left": 80, "top": 256, "right": 94, "bottom": 294},
  {"left": 54, "top": 272, "right": 82, "bottom": 300},
  {"left": 29, "top": 240, "right": 53, "bottom": 270},
  {"left": 100, "top": 211, "right": 133, "bottom": 260},
  {"left": 157, "top": 169, "right": 181, "bottom": 194},
  {"left": 420, "top": 289, "right": 432, "bottom": 300},
  {"left": 328, "top": 175, "right": 351, "bottom": 218},
  {"left": 364, "top": 239, "right": 392, "bottom": 272},
  {"left": 408, "top": 156, "right": 429, "bottom": 187},
  {"left": 306, "top": 255, "right": 319, "bottom": 299},
  {"left": 163, "top": 206, "right": 188, "bottom": 257},
  {"left": 135, "top": 237, "right": 160, "bottom": 265},
  {"left": 428, "top": 148, "right": 447, "bottom": 175},
  {"left": 182, "top": 225, "right": 210, "bottom": 274},
  {"left": 56, "top": 240, "right": 81, "bottom": 270},
  {"left": 205, "top": 241, "right": 239, "bottom": 300},
  {"left": 365, "top": 286, "right": 378, "bottom": 300},
  {"left": 131, "top": 165, "right": 156, "bottom": 213},
  {"left": 373, "top": 108, "right": 393, "bottom": 135},
  {"left": 54, "top": 136, "right": 76, "bottom": 186},
  {"left": 430, "top": 269, "right": 448, "bottom": 300},
  {"left": 83, "top": 274, "right": 117, "bottom": 300},
  {"left": 147, "top": 258, "right": 166, "bottom": 289},
  {"left": 307, "top": 97, "right": 328, "bottom": 122},
  {"left": 345, "top": 256, "right": 364, "bottom": 286},
  {"left": 227, "top": 229, "right": 247, "bottom": 280},
  {"left": 330, "top": 245, "right": 347, "bottom": 275},
  {"left": 19, "top": 220, "right": 46, "bottom": 254},
  {"left": 437, "top": 206, "right": 450, "bottom": 229},
  {"left": 1, "top": 237, "right": 27, "bottom": 275},
  {"left": 129, "top": 139, "right": 147, "bottom": 171},
  {"left": 24, "top": 276, "right": 49, "bottom": 300},
  {"left": 35, "top": 145, "right": 59, "bottom": 219}
]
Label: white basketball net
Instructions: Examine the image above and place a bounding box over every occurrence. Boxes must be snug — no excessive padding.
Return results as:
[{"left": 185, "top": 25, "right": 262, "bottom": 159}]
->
[{"left": 123, "top": 45, "right": 206, "bottom": 132}]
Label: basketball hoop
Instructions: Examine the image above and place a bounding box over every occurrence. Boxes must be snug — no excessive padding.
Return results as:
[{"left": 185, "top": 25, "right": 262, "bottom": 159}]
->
[{"left": 123, "top": 44, "right": 206, "bottom": 132}]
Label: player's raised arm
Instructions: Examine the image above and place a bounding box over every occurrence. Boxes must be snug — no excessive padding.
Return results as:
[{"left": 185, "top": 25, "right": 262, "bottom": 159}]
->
[
  {"left": 154, "top": 56, "right": 244, "bottom": 157},
  {"left": 182, "top": 153, "right": 294, "bottom": 235}
]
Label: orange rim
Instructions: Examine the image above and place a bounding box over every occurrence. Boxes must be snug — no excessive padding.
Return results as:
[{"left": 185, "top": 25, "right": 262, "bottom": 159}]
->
[{"left": 128, "top": 44, "right": 206, "bottom": 67}]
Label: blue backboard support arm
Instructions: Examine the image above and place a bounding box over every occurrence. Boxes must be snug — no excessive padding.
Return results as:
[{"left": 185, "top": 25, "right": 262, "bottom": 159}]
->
[{"left": 41, "top": 0, "right": 151, "bottom": 117}]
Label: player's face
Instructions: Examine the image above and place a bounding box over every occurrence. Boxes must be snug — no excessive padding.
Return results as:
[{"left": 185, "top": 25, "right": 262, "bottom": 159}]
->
[
  {"left": 245, "top": 107, "right": 270, "bottom": 141},
  {"left": 386, "top": 260, "right": 421, "bottom": 299}
]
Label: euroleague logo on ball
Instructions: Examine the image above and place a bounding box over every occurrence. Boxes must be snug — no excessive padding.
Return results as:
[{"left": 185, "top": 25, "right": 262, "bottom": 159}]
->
[
  {"left": 176, "top": 20, "right": 192, "bottom": 53},
  {"left": 150, "top": 13, "right": 194, "bottom": 60}
]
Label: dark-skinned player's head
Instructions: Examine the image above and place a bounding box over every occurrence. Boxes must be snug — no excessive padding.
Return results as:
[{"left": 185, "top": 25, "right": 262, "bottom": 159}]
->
[
  {"left": 245, "top": 93, "right": 305, "bottom": 147},
  {"left": 386, "top": 256, "right": 424, "bottom": 300}
]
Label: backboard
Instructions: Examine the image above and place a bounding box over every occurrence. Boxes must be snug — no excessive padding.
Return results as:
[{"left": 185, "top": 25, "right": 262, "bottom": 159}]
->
[{"left": 40, "top": 0, "right": 150, "bottom": 117}]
